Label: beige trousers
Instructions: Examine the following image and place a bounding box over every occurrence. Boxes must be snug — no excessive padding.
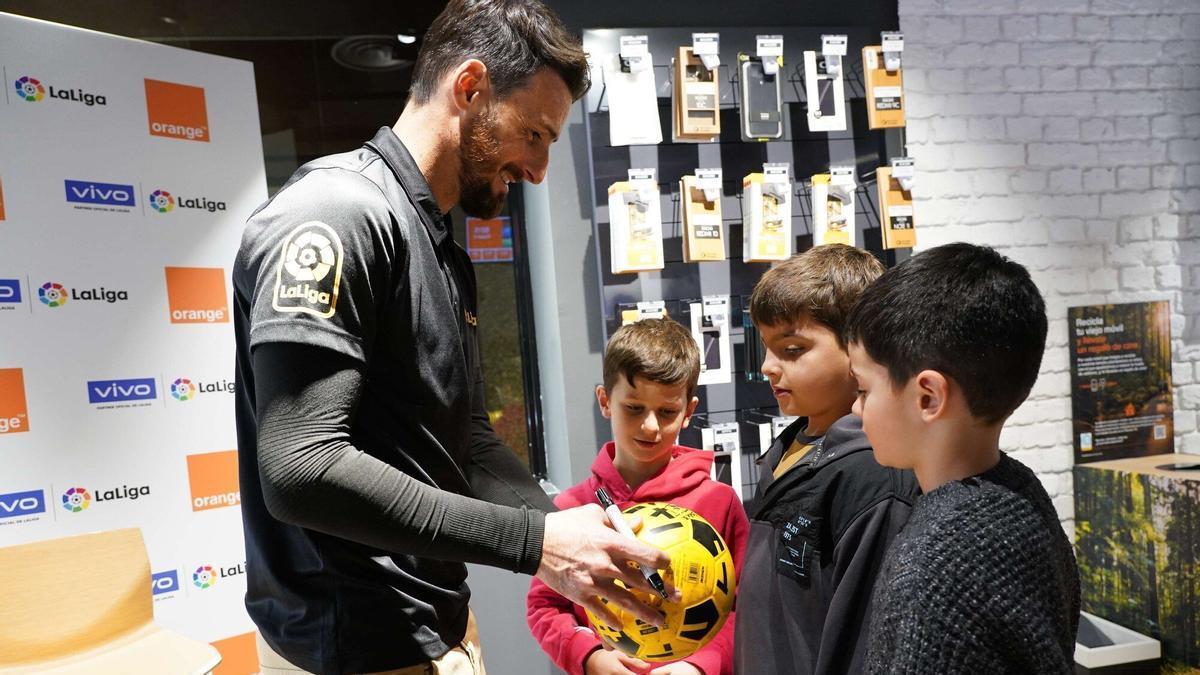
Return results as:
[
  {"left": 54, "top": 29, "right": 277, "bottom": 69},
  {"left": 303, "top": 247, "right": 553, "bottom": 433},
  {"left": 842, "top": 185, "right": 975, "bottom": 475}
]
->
[{"left": 256, "top": 610, "right": 485, "bottom": 675}]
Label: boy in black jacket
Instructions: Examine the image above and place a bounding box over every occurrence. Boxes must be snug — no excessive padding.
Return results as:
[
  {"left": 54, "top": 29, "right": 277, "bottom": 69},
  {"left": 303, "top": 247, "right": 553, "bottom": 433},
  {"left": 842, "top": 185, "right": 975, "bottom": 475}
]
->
[
  {"left": 847, "top": 243, "right": 1080, "bottom": 674},
  {"left": 734, "top": 245, "right": 919, "bottom": 675}
]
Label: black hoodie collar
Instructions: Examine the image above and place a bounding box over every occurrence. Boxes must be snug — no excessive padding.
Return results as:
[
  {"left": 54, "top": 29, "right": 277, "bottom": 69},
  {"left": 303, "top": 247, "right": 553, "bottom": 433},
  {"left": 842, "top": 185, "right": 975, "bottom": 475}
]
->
[{"left": 752, "top": 413, "right": 873, "bottom": 515}]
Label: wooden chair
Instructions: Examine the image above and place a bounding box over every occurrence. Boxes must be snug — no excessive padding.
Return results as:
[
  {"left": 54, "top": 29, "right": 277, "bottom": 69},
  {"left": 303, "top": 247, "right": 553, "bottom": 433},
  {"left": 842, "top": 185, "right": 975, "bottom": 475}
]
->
[{"left": 0, "top": 528, "right": 222, "bottom": 674}]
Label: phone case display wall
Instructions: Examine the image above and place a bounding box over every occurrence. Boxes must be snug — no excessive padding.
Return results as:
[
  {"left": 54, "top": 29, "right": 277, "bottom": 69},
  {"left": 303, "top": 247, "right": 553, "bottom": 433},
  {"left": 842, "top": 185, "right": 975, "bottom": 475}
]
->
[{"left": 583, "top": 27, "right": 911, "bottom": 501}]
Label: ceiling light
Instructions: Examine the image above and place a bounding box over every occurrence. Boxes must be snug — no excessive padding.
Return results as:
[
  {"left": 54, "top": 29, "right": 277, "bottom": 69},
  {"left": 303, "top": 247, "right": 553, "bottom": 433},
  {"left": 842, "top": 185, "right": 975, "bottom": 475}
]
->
[{"left": 331, "top": 36, "right": 415, "bottom": 72}]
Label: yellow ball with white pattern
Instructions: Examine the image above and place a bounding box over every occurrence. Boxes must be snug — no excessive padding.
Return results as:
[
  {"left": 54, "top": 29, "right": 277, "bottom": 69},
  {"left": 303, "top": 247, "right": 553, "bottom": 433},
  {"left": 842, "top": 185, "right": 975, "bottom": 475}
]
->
[{"left": 584, "top": 502, "right": 736, "bottom": 662}]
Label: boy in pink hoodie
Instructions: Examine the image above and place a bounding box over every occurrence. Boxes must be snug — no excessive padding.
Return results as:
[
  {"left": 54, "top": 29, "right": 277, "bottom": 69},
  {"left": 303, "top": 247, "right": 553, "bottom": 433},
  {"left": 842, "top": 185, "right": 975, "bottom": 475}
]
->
[{"left": 527, "top": 318, "right": 749, "bottom": 675}]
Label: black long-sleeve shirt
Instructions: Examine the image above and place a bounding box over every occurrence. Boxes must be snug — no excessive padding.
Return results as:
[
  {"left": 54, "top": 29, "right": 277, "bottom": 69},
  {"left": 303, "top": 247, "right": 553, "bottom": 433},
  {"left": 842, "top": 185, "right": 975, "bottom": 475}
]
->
[{"left": 232, "top": 127, "right": 554, "bottom": 675}]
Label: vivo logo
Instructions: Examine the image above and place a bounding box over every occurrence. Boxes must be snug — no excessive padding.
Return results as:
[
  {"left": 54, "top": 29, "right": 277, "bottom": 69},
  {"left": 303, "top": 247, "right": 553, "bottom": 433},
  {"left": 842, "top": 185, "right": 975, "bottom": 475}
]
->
[
  {"left": 0, "top": 279, "right": 20, "bottom": 303},
  {"left": 151, "top": 570, "right": 180, "bottom": 595},
  {"left": 0, "top": 490, "right": 46, "bottom": 519},
  {"left": 87, "top": 378, "right": 157, "bottom": 404},
  {"left": 64, "top": 179, "right": 135, "bottom": 207}
]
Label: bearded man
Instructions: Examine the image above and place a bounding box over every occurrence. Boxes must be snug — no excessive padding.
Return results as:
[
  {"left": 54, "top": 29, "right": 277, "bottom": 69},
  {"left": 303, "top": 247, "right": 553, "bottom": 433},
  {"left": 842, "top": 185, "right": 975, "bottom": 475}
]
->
[{"left": 231, "top": 2, "right": 670, "bottom": 673}]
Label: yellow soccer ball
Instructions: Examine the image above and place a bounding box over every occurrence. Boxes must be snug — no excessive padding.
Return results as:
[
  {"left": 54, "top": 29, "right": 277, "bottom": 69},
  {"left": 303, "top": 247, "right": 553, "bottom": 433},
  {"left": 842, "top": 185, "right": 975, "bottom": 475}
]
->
[{"left": 585, "top": 502, "right": 736, "bottom": 662}]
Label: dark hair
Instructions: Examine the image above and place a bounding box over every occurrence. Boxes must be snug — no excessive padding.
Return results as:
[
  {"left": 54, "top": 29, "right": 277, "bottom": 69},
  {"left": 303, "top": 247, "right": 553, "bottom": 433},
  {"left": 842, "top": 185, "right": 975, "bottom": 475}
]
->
[
  {"left": 409, "top": 0, "right": 590, "bottom": 104},
  {"left": 844, "top": 242, "right": 1048, "bottom": 425},
  {"left": 603, "top": 319, "right": 701, "bottom": 399},
  {"left": 749, "top": 244, "right": 886, "bottom": 344}
]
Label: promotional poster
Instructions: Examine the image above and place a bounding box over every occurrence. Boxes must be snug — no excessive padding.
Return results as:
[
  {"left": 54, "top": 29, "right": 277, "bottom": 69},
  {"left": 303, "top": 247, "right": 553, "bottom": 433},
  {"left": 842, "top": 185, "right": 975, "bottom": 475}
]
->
[{"left": 1069, "top": 301, "right": 1174, "bottom": 464}]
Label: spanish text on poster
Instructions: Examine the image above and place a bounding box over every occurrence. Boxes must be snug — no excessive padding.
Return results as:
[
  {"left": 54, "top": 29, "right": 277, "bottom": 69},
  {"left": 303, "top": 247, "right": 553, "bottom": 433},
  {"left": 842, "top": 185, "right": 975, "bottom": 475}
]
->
[{"left": 1069, "top": 301, "right": 1174, "bottom": 463}]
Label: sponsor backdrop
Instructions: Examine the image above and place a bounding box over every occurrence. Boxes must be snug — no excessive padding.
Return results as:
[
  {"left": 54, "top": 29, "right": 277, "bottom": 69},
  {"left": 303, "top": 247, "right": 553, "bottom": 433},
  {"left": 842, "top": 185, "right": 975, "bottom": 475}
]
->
[{"left": 0, "top": 13, "right": 267, "bottom": 670}]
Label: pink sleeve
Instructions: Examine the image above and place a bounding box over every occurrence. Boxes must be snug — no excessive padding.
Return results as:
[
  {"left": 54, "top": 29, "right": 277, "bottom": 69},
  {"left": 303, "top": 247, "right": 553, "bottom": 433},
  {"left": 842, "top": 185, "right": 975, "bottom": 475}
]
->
[
  {"left": 681, "top": 492, "right": 749, "bottom": 675},
  {"left": 524, "top": 487, "right": 602, "bottom": 675},
  {"left": 726, "top": 493, "right": 750, "bottom": 570},
  {"left": 526, "top": 576, "right": 603, "bottom": 675}
]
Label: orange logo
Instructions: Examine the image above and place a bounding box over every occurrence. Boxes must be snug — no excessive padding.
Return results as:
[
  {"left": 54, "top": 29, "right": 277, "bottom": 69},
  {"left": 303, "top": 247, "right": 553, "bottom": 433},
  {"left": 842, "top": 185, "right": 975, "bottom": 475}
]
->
[
  {"left": 186, "top": 450, "right": 240, "bottom": 512},
  {"left": 0, "top": 176, "right": 6, "bottom": 221},
  {"left": 466, "top": 216, "right": 513, "bottom": 262},
  {"left": 145, "top": 78, "right": 209, "bottom": 142},
  {"left": 0, "top": 368, "right": 30, "bottom": 434},
  {"left": 211, "top": 632, "right": 258, "bottom": 675},
  {"left": 165, "top": 267, "right": 229, "bottom": 324}
]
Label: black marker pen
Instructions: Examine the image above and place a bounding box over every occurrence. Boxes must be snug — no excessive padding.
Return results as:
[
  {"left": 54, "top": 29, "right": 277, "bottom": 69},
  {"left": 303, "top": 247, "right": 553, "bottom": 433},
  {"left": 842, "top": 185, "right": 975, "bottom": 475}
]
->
[{"left": 595, "top": 487, "right": 670, "bottom": 600}]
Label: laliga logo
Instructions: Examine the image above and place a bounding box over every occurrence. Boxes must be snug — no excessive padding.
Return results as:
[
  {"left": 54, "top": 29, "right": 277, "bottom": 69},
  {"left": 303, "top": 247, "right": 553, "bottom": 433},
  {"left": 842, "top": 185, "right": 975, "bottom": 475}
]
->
[
  {"left": 38, "top": 282, "right": 68, "bottom": 307},
  {"left": 14, "top": 76, "right": 44, "bottom": 102},
  {"left": 61, "top": 487, "right": 91, "bottom": 513},
  {"left": 149, "top": 188, "right": 226, "bottom": 213},
  {"left": 273, "top": 222, "right": 343, "bottom": 318},
  {"left": 285, "top": 231, "right": 337, "bottom": 283},
  {"left": 38, "top": 281, "right": 128, "bottom": 306},
  {"left": 149, "top": 190, "right": 174, "bottom": 213},
  {"left": 193, "top": 565, "right": 216, "bottom": 589},
  {"left": 279, "top": 230, "right": 336, "bottom": 305},
  {"left": 193, "top": 562, "right": 245, "bottom": 589},
  {"left": 170, "top": 378, "right": 196, "bottom": 401},
  {"left": 14, "top": 75, "right": 106, "bottom": 106},
  {"left": 62, "top": 484, "right": 150, "bottom": 512},
  {"left": 171, "top": 377, "right": 233, "bottom": 400}
]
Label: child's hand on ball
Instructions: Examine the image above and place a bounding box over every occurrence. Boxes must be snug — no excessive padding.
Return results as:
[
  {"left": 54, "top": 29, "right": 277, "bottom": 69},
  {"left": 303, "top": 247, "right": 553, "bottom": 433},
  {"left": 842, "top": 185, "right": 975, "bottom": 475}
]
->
[
  {"left": 585, "top": 647, "right": 652, "bottom": 674},
  {"left": 647, "top": 662, "right": 703, "bottom": 675}
]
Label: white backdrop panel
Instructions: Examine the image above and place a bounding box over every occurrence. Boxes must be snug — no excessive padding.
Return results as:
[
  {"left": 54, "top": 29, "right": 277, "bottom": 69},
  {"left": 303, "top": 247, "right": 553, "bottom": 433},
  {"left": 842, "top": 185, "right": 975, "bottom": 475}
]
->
[{"left": 0, "top": 12, "right": 268, "bottom": 654}]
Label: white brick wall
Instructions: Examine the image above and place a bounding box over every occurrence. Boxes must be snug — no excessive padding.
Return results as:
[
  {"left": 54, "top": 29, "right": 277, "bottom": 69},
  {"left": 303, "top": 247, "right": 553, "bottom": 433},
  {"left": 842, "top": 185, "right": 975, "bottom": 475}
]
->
[{"left": 899, "top": 0, "right": 1200, "bottom": 535}]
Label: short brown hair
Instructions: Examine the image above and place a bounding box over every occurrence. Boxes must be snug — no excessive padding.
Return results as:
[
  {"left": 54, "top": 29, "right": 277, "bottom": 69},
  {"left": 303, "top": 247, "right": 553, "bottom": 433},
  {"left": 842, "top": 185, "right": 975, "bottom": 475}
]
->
[
  {"left": 410, "top": 0, "right": 590, "bottom": 104},
  {"left": 749, "top": 244, "right": 886, "bottom": 343},
  {"left": 603, "top": 319, "right": 700, "bottom": 399}
]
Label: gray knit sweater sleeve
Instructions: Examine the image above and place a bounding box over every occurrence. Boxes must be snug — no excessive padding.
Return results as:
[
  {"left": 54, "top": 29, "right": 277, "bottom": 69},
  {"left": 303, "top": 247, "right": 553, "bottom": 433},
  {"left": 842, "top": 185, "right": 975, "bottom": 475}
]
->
[{"left": 865, "top": 455, "right": 1080, "bottom": 674}]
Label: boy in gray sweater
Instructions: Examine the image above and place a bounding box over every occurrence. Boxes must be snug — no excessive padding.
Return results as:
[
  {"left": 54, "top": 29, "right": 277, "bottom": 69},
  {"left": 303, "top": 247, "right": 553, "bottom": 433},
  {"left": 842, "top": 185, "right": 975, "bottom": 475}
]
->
[{"left": 845, "top": 243, "right": 1080, "bottom": 674}]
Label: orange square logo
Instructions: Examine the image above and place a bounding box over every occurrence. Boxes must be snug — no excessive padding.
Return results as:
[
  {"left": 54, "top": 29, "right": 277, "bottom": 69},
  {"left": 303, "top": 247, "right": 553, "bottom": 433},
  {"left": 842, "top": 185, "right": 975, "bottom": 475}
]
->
[
  {"left": 468, "top": 218, "right": 505, "bottom": 249},
  {"left": 145, "top": 78, "right": 209, "bottom": 142},
  {"left": 211, "top": 632, "right": 258, "bottom": 675},
  {"left": 187, "top": 450, "right": 240, "bottom": 512},
  {"left": 165, "top": 267, "right": 229, "bottom": 324},
  {"left": 0, "top": 368, "right": 30, "bottom": 434}
]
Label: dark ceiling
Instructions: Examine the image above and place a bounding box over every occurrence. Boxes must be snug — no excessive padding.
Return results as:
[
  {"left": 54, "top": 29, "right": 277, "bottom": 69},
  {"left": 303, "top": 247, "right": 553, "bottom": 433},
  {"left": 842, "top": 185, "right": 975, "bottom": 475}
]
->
[
  {"left": 0, "top": 1, "right": 898, "bottom": 39},
  {"left": 0, "top": 1, "right": 445, "bottom": 40},
  {"left": 0, "top": 0, "right": 898, "bottom": 175}
]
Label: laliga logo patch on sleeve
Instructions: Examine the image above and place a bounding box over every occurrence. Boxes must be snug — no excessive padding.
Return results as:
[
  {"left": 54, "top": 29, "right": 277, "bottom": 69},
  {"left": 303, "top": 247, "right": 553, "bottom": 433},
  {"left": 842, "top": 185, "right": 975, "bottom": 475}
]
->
[{"left": 272, "top": 221, "right": 344, "bottom": 318}]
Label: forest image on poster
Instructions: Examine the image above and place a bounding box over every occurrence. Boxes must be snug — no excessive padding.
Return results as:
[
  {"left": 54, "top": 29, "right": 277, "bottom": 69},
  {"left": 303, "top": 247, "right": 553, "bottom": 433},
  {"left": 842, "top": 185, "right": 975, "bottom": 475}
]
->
[
  {"left": 1076, "top": 465, "right": 1200, "bottom": 667},
  {"left": 1069, "top": 301, "right": 1174, "bottom": 464}
]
